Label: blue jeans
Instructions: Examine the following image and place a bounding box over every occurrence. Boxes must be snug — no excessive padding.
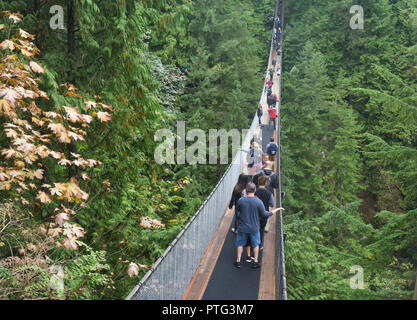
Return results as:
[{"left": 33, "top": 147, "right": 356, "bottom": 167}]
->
[
  {"left": 236, "top": 232, "right": 261, "bottom": 247},
  {"left": 232, "top": 211, "right": 238, "bottom": 230},
  {"left": 258, "top": 115, "right": 262, "bottom": 126},
  {"left": 269, "top": 117, "right": 276, "bottom": 129}
]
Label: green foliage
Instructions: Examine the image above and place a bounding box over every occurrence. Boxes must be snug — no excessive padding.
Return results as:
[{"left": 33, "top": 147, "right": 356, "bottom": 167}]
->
[
  {"left": 285, "top": 204, "right": 413, "bottom": 300},
  {"left": 282, "top": 0, "right": 417, "bottom": 299},
  {"left": 1, "top": 0, "right": 276, "bottom": 299}
]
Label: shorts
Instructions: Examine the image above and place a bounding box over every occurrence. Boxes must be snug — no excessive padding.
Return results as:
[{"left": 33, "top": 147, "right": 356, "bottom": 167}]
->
[{"left": 236, "top": 232, "right": 261, "bottom": 247}]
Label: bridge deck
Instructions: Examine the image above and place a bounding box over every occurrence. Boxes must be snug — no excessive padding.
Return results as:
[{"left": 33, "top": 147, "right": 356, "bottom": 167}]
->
[{"left": 184, "top": 66, "right": 281, "bottom": 299}]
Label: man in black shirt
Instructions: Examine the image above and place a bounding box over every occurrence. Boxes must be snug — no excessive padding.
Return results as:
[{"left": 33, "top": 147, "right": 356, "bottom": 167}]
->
[
  {"left": 255, "top": 176, "right": 274, "bottom": 250},
  {"left": 253, "top": 161, "right": 279, "bottom": 194}
]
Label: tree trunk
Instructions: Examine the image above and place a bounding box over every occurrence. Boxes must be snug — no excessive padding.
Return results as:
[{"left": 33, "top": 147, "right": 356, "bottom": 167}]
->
[
  {"left": 67, "top": 0, "right": 76, "bottom": 179},
  {"left": 67, "top": 0, "right": 75, "bottom": 80},
  {"left": 33, "top": 0, "right": 41, "bottom": 48}
]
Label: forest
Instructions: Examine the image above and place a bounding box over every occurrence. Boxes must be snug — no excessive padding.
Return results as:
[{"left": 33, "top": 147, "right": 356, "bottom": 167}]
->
[{"left": 0, "top": 0, "right": 416, "bottom": 300}]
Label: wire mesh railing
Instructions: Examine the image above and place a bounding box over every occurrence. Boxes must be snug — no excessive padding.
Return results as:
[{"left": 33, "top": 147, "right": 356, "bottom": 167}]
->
[
  {"left": 126, "top": 0, "right": 286, "bottom": 300},
  {"left": 275, "top": 0, "right": 288, "bottom": 301}
]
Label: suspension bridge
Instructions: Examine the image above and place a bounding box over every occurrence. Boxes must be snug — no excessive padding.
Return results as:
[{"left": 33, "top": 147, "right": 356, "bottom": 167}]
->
[{"left": 127, "top": 0, "right": 287, "bottom": 301}]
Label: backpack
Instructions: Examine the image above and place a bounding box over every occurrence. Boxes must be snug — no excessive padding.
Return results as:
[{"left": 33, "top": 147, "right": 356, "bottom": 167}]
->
[
  {"left": 266, "top": 86, "right": 272, "bottom": 96},
  {"left": 258, "top": 170, "right": 275, "bottom": 192},
  {"left": 267, "top": 95, "right": 275, "bottom": 105},
  {"left": 248, "top": 148, "right": 255, "bottom": 168},
  {"left": 267, "top": 143, "right": 278, "bottom": 156}
]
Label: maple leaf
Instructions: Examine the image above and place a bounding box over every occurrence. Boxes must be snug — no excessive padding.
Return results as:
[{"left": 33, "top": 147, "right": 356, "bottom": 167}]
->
[
  {"left": 15, "top": 160, "right": 25, "bottom": 168},
  {"left": 81, "top": 173, "right": 90, "bottom": 181},
  {"left": 87, "top": 159, "right": 99, "bottom": 167},
  {"left": 127, "top": 263, "right": 139, "bottom": 277},
  {"left": 34, "top": 169, "right": 44, "bottom": 179},
  {"left": 55, "top": 212, "right": 69, "bottom": 226},
  {"left": 36, "top": 146, "right": 50, "bottom": 158},
  {"left": 58, "top": 132, "right": 71, "bottom": 143},
  {"left": 17, "top": 142, "right": 35, "bottom": 154},
  {"left": 13, "top": 137, "right": 27, "bottom": 146},
  {"left": 5, "top": 128, "right": 18, "bottom": 139},
  {"left": 58, "top": 159, "right": 72, "bottom": 166},
  {"left": 84, "top": 101, "right": 97, "bottom": 110},
  {"left": 48, "top": 227, "right": 62, "bottom": 238},
  {"left": 21, "top": 48, "right": 33, "bottom": 58},
  {"left": 63, "top": 106, "right": 81, "bottom": 122},
  {"left": 66, "top": 91, "right": 83, "bottom": 99},
  {"left": 38, "top": 90, "right": 50, "bottom": 100},
  {"left": 0, "top": 87, "right": 21, "bottom": 107},
  {"left": 0, "top": 40, "right": 15, "bottom": 51},
  {"left": 15, "top": 87, "right": 38, "bottom": 99},
  {"left": 27, "top": 243, "right": 37, "bottom": 252},
  {"left": 8, "top": 14, "right": 22, "bottom": 24},
  {"left": 100, "top": 103, "right": 113, "bottom": 111},
  {"left": 72, "top": 225, "right": 85, "bottom": 238},
  {"left": 19, "top": 29, "right": 35, "bottom": 40},
  {"left": 32, "top": 117, "right": 45, "bottom": 127},
  {"left": 0, "top": 172, "right": 10, "bottom": 181},
  {"left": 44, "top": 111, "right": 59, "bottom": 118},
  {"left": 50, "top": 185, "right": 63, "bottom": 196},
  {"left": 10, "top": 170, "right": 22, "bottom": 178},
  {"left": 2, "top": 148, "right": 16, "bottom": 159},
  {"left": 24, "top": 153, "right": 38, "bottom": 164},
  {"left": 73, "top": 159, "right": 84, "bottom": 167},
  {"left": 49, "top": 151, "right": 64, "bottom": 159},
  {"left": 80, "top": 114, "right": 92, "bottom": 123},
  {"left": 36, "top": 191, "right": 51, "bottom": 203},
  {"left": 29, "top": 61, "right": 45, "bottom": 74},
  {"left": 63, "top": 238, "right": 79, "bottom": 250},
  {"left": 0, "top": 99, "right": 13, "bottom": 116},
  {"left": 68, "top": 131, "right": 84, "bottom": 141},
  {"left": 96, "top": 111, "right": 112, "bottom": 122}
]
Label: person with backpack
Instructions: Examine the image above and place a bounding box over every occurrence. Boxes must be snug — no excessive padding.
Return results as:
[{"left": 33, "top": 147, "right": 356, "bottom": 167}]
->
[
  {"left": 253, "top": 161, "right": 279, "bottom": 194},
  {"left": 268, "top": 104, "right": 278, "bottom": 130},
  {"left": 265, "top": 79, "right": 273, "bottom": 94},
  {"left": 257, "top": 104, "right": 263, "bottom": 126},
  {"left": 255, "top": 176, "right": 275, "bottom": 250},
  {"left": 268, "top": 68, "right": 274, "bottom": 81},
  {"left": 247, "top": 141, "right": 261, "bottom": 168},
  {"left": 266, "top": 137, "right": 279, "bottom": 162},
  {"left": 229, "top": 174, "right": 251, "bottom": 234},
  {"left": 267, "top": 92, "right": 277, "bottom": 107},
  {"left": 234, "top": 182, "right": 282, "bottom": 269}
]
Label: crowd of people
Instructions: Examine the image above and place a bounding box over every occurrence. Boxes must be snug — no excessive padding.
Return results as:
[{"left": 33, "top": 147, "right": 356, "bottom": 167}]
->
[
  {"left": 213, "top": 5, "right": 285, "bottom": 274},
  {"left": 229, "top": 134, "right": 282, "bottom": 269},
  {"left": 227, "top": 12, "right": 284, "bottom": 270},
  {"left": 262, "top": 17, "right": 282, "bottom": 132}
]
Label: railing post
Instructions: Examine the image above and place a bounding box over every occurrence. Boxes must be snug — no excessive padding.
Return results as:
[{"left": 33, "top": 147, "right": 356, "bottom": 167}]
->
[{"left": 275, "top": 0, "right": 288, "bottom": 301}]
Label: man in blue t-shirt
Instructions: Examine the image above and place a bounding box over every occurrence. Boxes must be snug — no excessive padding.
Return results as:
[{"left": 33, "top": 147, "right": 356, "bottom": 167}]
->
[
  {"left": 266, "top": 137, "right": 279, "bottom": 162},
  {"left": 234, "top": 182, "right": 283, "bottom": 269}
]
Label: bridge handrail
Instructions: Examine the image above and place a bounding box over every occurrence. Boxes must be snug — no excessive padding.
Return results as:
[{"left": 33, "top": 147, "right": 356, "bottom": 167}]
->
[{"left": 126, "top": 0, "right": 286, "bottom": 300}]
